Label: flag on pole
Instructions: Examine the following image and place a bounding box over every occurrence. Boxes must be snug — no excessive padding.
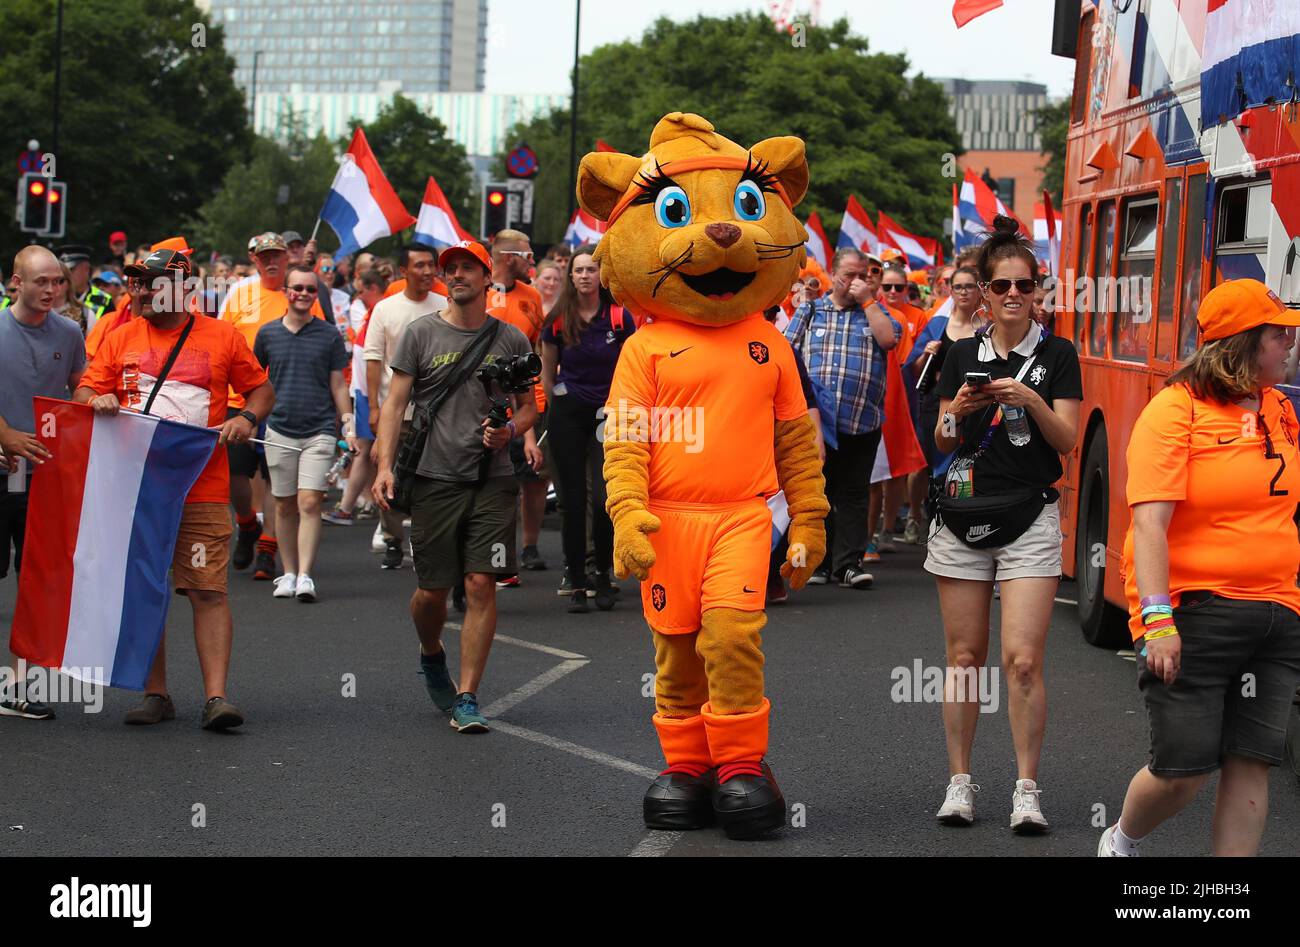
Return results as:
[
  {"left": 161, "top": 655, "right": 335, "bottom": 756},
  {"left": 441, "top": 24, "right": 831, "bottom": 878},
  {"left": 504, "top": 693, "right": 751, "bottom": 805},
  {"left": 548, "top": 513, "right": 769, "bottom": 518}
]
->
[
  {"left": 877, "top": 212, "right": 938, "bottom": 270},
  {"left": 565, "top": 208, "right": 607, "bottom": 247},
  {"left": 413, "top": 175, "right": 473, "bottom": 250},
  {"left": 837, "top": 196, "right": 881, "bottom": 257},
  {"left": 319, "top": 127, "right": 416, "bottom": 260},
  {"left": 10, "top": 399, "right": 219, "bottom": 691},
  {"left": 804, "top": 212, "right": 832, "bottom": 269},
  {"left": 1040, "top": 189, "right": 1061, "bottom": 278},
  {"left": 952, "top": 0, "right": 1004, "bottom": 28},
  {"left": 956, "top": 168, "right": 1030, "bottom": 254}
]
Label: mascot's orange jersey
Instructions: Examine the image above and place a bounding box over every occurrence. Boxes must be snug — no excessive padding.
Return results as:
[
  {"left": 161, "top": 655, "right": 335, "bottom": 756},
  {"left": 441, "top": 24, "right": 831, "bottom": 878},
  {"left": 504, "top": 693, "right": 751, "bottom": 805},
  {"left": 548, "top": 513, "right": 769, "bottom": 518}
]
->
[{"left": 607, "top": 315, "right": 806, "bottom": 505}]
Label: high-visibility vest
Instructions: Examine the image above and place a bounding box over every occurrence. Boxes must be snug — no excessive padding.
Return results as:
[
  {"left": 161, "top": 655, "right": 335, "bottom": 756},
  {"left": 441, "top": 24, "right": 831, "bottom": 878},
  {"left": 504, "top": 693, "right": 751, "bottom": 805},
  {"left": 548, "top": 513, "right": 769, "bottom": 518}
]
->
[{"left": 80, "top": 285, "right": 113, "bottom": 322}]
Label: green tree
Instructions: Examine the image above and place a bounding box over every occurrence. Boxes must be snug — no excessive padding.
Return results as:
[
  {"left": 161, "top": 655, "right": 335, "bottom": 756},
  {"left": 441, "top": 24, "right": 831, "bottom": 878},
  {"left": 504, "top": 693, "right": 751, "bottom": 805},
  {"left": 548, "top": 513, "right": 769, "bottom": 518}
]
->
[
  {"left": 1035, "top": 97, "right": 1070, "bottom": 206},
  {"left": 0, "top": 0, "right": 250, "bottom": 267},
  {"left": 497, "top": 13, "right": 962, "bottom": 249},
  {"left": 188, "top": 113, "right": 339, "bottom": 258}
]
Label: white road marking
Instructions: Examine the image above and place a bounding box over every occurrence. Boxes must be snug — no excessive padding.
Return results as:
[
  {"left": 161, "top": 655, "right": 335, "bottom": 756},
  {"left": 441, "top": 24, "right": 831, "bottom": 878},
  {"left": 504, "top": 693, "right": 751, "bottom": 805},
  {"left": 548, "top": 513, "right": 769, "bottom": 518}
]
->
[
  {"left": 441, "top": 623, "right": 587, "bottom": 660},
  {"left": 490, "top": 720, "right": 660, "bottom": 780},
  {"left": 1054, "top": 597, "right": 1077, "bottom": 605},
  {"left": 481, "top": 659, "right": 588, "bottom": 719},
  {"left": 629, "top": 831, "right": 684, "bottom": 857}
]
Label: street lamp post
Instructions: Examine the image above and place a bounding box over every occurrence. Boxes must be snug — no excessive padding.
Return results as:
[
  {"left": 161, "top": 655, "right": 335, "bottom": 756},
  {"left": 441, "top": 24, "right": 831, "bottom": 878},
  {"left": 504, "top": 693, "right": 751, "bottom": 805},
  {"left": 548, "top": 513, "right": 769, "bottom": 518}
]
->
[
  {"left": 566, "top": 0, "right": 581, "bottom": 221},
  {"left": 250, "top": 50, "right": 262, "bottom": 130}
]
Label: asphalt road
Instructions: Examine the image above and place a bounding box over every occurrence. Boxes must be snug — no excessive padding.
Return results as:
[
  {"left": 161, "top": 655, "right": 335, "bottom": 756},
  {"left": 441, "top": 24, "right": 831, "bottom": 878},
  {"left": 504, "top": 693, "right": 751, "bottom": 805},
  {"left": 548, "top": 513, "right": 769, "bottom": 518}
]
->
[{"left": 3, "top": 510, "right": 1299, "bottom": 857}]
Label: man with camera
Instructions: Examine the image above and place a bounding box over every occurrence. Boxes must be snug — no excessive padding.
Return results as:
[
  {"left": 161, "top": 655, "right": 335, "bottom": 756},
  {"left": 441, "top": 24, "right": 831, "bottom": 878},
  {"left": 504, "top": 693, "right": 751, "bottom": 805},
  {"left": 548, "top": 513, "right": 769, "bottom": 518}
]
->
[{"left": 372, "top": 241, "right": 538, "bottom": 734}]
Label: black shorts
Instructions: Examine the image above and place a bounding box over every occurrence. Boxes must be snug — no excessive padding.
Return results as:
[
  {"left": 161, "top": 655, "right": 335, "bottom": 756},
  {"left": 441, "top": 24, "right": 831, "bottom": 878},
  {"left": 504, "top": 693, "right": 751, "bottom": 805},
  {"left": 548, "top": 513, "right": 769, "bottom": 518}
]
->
[
  {"left": 226, "top": 407, "right": 269, "bottom": 479},
  {"left": 0, "top": 490, "right": 27, "bottom": 578},
  {"left": 409, "top": 475, "right": 519, "bottom": 590},
  {"left": 1138, "top": 592, "right": 1300, "bottom": 776}
]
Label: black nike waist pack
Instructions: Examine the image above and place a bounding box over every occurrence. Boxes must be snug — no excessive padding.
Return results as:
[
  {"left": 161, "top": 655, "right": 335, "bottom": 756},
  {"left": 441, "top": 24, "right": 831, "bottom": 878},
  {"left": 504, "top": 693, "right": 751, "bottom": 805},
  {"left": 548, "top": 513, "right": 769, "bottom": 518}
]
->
[{"left": 931, "top": 484, "right": 1058, "bottom": 550}]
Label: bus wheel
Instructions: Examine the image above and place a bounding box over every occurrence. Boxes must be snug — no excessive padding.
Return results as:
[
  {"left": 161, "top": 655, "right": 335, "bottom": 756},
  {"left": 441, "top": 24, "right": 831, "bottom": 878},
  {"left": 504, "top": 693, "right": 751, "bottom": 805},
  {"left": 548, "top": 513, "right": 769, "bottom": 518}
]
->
[{"left": 1075, "top": 428, "right": 1129, "bottom": 648}]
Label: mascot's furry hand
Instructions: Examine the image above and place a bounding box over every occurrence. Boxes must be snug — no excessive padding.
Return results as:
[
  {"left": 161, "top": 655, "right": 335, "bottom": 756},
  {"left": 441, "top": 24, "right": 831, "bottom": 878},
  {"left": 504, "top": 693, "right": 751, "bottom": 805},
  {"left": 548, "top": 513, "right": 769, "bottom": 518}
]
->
[
  {"left": 604, "top": 425, "right": 659, "bottom": 580},
  {"left": 774, "top": 416, "right": 829, "bottom": 590}
]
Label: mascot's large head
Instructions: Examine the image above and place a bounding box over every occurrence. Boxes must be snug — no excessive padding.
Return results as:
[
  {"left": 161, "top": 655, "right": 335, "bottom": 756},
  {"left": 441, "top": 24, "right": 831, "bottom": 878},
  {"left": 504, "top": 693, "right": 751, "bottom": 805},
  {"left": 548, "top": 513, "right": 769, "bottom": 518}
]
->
[{"left": 577, "top": 112, "right": 808, "bottom": 326}]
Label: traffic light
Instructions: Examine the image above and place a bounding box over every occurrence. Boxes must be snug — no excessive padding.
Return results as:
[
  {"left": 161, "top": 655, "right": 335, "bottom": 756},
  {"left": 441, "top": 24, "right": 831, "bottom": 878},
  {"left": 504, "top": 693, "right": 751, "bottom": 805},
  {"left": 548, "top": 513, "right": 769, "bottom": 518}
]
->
[
  {"left": 481, "top": 182, "right": 509, "bottom": 238},
  {"left": 44, "top": 180, "right": 66, "bottom": 238},
  {"left": 19, "top": 172, "right": 50, "bottom": 233}
]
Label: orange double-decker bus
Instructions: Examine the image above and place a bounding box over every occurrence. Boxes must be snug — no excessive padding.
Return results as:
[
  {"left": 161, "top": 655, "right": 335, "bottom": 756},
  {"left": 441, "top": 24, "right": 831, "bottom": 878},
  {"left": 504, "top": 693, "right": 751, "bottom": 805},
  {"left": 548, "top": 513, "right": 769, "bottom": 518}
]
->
[{"left": 1052, "top": 0, "right": 1300, "bottom": 646}]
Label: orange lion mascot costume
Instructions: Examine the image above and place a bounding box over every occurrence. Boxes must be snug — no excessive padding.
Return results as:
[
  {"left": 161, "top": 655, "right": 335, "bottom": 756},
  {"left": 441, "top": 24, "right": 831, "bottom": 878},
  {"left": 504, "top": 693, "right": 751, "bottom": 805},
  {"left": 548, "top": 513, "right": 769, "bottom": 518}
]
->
[{"left": 580, "top": 113, "right": 829, "bottom": 839}]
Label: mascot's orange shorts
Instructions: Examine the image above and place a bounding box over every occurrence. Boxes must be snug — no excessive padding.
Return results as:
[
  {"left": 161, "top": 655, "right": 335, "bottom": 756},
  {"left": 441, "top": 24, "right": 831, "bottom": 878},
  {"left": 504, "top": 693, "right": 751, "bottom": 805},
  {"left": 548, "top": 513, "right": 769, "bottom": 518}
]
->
[{"left": 641, "top": 497, "right": 771, "bottom": 635}]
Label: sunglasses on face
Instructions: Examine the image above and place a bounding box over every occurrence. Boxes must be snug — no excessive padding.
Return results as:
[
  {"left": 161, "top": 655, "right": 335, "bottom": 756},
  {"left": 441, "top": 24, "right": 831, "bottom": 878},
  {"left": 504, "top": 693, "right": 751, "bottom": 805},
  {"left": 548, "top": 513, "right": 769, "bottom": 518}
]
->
[
  {"left": 287, "top": 284, "right": 318, "bottom": 295},
  {"left": 500, "top": 250, "right": 533, "bottom": 261},
  {"left": 983, "top": 278, "right": 1038, "bottom": 296},
  {"left": 882, "top": 283, "right": 907, "bottom": 292}
]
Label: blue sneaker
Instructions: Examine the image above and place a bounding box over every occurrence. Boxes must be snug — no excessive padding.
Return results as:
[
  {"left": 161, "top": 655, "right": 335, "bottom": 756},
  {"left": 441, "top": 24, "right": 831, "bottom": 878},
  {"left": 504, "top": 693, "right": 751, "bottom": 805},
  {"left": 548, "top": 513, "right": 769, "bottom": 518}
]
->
[
  {"left": 450, "top": 692, "right": 490, "bottom": 733},
  {"left": 419, "top": 650, "right": 457, "bottom": 711}
]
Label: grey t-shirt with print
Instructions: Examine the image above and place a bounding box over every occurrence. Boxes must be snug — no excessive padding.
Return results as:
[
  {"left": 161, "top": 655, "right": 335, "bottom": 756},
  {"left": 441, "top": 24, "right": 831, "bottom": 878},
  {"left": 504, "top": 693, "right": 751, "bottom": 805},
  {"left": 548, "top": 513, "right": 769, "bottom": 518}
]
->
[{"left": 389, "top": 311, "right": 533, "bottom": 482}]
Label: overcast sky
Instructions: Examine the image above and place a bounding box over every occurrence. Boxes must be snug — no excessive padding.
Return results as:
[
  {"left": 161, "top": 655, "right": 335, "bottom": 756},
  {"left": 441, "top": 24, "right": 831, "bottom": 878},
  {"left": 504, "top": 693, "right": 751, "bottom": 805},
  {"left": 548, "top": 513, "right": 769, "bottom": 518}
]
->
[{"left": 484, "top": 0, "right": 1077, "bottom": 98}]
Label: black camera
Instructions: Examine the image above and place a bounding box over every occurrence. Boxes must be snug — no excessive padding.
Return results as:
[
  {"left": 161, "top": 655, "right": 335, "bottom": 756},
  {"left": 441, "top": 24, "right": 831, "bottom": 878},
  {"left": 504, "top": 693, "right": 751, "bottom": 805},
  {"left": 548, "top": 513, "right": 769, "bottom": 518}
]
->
[{"left": 476, "top": 353, "right": 541, "bottom": 395}]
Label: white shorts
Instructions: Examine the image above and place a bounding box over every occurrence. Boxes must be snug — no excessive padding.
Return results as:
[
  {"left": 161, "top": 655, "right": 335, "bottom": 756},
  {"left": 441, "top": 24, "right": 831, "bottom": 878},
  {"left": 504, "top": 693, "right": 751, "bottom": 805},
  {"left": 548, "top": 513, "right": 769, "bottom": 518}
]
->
[
  {"left": 923, "top": 501, "right": 1062, "bottom": 582},
  {"left": 264, "top": 428, "right": 337, "bottom": 498}
]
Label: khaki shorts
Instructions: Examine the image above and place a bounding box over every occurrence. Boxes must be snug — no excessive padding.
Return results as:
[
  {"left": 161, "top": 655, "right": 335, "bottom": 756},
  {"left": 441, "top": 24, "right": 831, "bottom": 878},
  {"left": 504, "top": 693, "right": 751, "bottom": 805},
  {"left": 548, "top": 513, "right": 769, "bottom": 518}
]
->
[
  {"left": 265, "top": 428, "right": 337, "bottom": 497},
  {"left": 173, "top": 503, "right": 232, "bottom": 593},
  {"left": 924, "top": 501, "right": 1062, "bottom": 582},
  {"left": 410, "top": 475, "right": 519, "bottom": 590}
]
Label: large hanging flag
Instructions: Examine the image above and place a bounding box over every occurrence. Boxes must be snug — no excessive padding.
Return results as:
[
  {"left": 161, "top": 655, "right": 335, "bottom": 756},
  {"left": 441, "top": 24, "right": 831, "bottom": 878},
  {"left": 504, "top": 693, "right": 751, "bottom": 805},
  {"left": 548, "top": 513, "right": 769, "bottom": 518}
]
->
[
  {"left": 878, "top": 212, "right": 940, "bottom": 270},
  {"left": 565, "top": 208, "right": 607, "bottom": 247},
  {"left": 837, "top": 196, "right": 881, "bottom": 257},
  {"left": 804, "top": 212, "right": 832, "bottom": 269},
  {"left": 952, "top": 0, "right": 1003, "bottom": 28},
  {"left": 319, "top": 127, "right": 417, "bottom": 260},
  {"left": 413, "top": 175, "right": 473, "bottom": 250},
  {"left": 11, "top": 399, "right": 219, "bottom": 691},
  {"left": 1203, "top": 0, "right": 1300, "bottom": 125}
]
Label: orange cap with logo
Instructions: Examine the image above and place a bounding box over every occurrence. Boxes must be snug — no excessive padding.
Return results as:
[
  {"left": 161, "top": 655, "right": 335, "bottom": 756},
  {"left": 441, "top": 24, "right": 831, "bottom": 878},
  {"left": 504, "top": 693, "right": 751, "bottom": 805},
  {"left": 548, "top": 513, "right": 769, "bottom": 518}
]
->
[{"left": 1197, "top": 278, "right": 1300, "bottom": 341}]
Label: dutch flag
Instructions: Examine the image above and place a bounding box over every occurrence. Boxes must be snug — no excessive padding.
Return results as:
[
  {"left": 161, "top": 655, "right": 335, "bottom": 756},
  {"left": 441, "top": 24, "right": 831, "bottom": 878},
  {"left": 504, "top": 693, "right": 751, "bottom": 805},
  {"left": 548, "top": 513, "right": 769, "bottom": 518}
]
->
[
  {"left": 838, "top": 195, "right": 881, "bottom": 257},
  {"left": 319, "top": 128, "right": 416, "bottom": 260},
  {"left": 10, "top": 400, "right": 219, "bottom": 691},
  {"left": 565, "top": 208, "right": 607, "bottom": 247},
  {"left": 804, "top": 212, "right": 832, "bottom": 269},
  {"left": 413, "top": 175, "right": 473, "bottom": 250},
  {"left": 878, "top": 211, "right": 940, "bottom": 270}
]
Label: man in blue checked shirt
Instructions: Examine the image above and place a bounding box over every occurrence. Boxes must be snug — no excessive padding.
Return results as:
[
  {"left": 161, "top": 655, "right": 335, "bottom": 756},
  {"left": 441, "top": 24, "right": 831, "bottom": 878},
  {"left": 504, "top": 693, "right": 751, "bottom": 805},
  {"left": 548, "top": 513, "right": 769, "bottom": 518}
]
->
[{"left": 784, "top": 247, "right": 899, "bottom": 590}]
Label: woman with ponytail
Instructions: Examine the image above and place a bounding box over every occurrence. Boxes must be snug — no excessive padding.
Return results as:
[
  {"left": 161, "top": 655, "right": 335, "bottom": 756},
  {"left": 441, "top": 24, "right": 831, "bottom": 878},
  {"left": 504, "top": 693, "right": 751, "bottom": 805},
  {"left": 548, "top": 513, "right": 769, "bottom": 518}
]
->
[{"left": 925, "top": 215, "right": 1082, "bottom": 834}]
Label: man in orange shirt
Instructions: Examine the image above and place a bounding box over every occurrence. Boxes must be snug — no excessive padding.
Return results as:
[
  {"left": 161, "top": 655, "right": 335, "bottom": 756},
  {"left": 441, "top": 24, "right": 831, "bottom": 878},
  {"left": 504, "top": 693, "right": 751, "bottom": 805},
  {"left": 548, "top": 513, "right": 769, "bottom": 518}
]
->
[
  {"left": 85, "top": 236, "right": 196, "bottom": 360},
  {"left": 220, "top": 232, "right": 323, "bottom": 579},
  {"left": 488, "top": 230, "right": 547, "bottom": 579},
  {"left": 74, "top": 248, "right": 274, "bottom": 731}
]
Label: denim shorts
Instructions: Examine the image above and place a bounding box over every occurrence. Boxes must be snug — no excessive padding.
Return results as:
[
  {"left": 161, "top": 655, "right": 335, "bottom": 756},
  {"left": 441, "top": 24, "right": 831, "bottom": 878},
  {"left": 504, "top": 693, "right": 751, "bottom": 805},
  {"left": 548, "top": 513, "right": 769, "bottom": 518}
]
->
[{"left": 1138, "top": 591, "right": 1300, "bottom": 776}]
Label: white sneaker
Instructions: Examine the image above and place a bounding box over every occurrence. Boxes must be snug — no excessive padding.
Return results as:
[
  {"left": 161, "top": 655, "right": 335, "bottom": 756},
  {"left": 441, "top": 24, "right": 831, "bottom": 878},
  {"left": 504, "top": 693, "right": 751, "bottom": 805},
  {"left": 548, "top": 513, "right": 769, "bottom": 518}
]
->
[
  {"left": 371, "top": 523, "right": 386, "bottom": 553},
  {"left": 1010, "top": 778, "right": 1049, "bottom": 834},
  {"left": 273, "top": 573, "right": 298, "bottom": 598},
  {"left": 1097, "top": 823, "right": 1134, "bottom": 856},
  {"left": 936, "top": 774, "right": 979, "bottom": 825},
  {"left": 295, "top": 574, "right": 317, "bottom": 603}
]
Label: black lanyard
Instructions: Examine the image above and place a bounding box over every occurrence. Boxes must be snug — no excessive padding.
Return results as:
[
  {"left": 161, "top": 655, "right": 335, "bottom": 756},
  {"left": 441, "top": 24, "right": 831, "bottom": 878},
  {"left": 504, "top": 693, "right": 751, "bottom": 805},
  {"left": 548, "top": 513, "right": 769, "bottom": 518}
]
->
[{"left": 143, "top": 314, "right": 196, "bottom": 416}]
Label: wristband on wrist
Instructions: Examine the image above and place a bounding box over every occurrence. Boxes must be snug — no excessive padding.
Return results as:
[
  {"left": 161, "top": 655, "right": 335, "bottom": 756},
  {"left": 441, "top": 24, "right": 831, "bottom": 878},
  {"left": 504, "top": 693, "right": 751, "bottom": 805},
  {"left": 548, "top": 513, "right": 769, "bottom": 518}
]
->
[
  {"left": 1143, "top": 626, "right": 1179, "bottom": 642},
  {"left": 1140, "top": 594, "right": 1172, "bottom": 608},
  {"left": 507, "top": 420, "right": 517, "bottom": 439}
]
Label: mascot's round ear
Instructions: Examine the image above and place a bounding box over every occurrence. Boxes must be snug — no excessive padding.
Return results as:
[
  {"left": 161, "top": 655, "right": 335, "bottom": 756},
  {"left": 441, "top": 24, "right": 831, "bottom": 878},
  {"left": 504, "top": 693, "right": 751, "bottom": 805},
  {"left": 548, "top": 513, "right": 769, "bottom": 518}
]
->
[
  {"left": 577, "top": 152, "right": 643, "bottom": 222},
  {"left": 750, "top": 136, "right": 809, "bottom": 208}
]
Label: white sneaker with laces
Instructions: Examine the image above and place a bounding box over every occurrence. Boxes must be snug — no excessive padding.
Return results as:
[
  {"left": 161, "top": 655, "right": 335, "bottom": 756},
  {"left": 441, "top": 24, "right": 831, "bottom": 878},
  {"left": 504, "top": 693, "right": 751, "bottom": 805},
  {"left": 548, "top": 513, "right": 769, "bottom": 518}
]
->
[
  {"left": 936, "top": 774, "right": 979, "bottom": 825},
  {"left": 273, "top": 573, "right": 298, "bottom": 598},
  {"left": 1010, "top": 778, "right": 1049, "bottom": 833},
  {"left": 371, "top": 523, "right": 386, "bottom": 553},
  {"left": 296, "top": 574, "right": 317, "bottom": 602},
  {"left": 1097, "top": 823, "right": 1134, "bottom": 856}
]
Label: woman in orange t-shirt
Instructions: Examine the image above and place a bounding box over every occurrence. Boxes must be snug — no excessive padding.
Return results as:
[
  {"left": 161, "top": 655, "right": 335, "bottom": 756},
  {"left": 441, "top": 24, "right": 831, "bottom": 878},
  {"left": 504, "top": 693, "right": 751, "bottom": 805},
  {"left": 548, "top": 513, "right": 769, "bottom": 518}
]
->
[{"left": 1100, "top": 278, "right": 1300, "bottom": 858}]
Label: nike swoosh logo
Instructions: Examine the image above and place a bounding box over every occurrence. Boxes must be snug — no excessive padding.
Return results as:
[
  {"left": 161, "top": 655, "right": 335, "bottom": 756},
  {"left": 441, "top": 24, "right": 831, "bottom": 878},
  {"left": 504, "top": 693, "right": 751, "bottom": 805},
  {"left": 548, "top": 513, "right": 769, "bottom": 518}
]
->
[
  {"left": 670, "top": 347, "right": 693, "bottom": 358},
  {"left": 743, "top": 586, "right": 757, "bottom": 593},
  {"left": 1217, "top": 436, "right": 1241, "bottom": 444}
]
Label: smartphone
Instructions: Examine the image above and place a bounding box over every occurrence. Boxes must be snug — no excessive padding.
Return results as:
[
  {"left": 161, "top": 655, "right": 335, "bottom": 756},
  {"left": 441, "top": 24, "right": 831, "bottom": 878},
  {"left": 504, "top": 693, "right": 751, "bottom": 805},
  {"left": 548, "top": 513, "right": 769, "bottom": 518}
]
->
[{"left": 965, "top": 371, "right": 992, "bottom": 388}]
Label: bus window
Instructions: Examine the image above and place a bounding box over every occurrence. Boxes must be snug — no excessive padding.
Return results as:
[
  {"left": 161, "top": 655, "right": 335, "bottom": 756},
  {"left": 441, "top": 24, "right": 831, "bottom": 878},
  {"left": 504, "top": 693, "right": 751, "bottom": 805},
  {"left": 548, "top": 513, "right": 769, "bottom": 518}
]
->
[
  {"left": 1091, "top": 200, "right": 1117, "bottom": 357},
  {"left": 1155, "top": 178, "right": 1182, "bottom": 362},
  {"left": 1177, "top": 174, "right": 1207, "bottom": 362},
  {"left": 1215, "top": 179, "right": 1271, "bottom": 285},
  {"left": 1114, "top": 198, "right": 1157, "bottom": 362},
  {"left": 1074, "top": 203, "right": 1093, "bottom": 353}
]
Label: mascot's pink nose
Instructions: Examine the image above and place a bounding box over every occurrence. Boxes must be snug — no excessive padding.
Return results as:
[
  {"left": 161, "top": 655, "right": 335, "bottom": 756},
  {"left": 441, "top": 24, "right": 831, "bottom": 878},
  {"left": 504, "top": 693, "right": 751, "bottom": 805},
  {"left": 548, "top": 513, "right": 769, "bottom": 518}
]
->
[{"left": 704, "top": 222, "right": 742, "bottom": 249}]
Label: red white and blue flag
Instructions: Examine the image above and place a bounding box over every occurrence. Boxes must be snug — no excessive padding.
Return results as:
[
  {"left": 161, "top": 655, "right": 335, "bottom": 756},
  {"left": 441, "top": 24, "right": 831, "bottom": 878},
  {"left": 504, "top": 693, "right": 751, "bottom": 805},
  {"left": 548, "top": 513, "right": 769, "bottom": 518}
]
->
[
  {"left": 1035, "top": 193, "right": 1062, "bottom": 277},
  {"left": 956, "top": 167, "right": 1028, "bottom": 253},
  {"left": 804, "top": 212, "right": 832, "bottom": 269},
  {"left": 837, "top": 196, "right": 881, "bottom": 257},
  {"left": 320, "top": 127, "right": 417, "bottom": 260},
  {"left": 878, "top": 211, "right": 941, "bottom": 270},
  {"left": 10, "top": 399, "right": 218, "bottom": 691},
  {"left": 1203, "top": 0, "right": 1300, "bottom": 124},
  {"left": 565, "top": 208, "right": 607, "bottom": 247},
  {"left": 413, "top": 175, "right": 473, "bottom": 250}
]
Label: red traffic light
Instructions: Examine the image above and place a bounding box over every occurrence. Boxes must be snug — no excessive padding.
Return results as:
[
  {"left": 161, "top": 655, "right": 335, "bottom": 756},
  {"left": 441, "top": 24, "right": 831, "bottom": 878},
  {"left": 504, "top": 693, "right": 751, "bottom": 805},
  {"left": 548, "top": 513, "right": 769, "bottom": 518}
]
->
[
  {"left": 48, "top": 188, "right": 60, "bottom": 203},
  {"left": 487, "top": 190, "right": 505, "bottom": 206},
  {"left": 29, "top": 179, "right": 45, "bottom": 196}
]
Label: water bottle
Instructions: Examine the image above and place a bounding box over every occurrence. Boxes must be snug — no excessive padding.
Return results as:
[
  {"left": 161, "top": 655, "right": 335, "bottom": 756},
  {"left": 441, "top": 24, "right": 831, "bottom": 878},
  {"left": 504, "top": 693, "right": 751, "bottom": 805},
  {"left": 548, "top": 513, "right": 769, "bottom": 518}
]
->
[
  {"left": 325, "top": 439, "right": 353, "bottom": 486},
  {"left": 1002, "top": 405, "right": 1032, "bottom": 447}
]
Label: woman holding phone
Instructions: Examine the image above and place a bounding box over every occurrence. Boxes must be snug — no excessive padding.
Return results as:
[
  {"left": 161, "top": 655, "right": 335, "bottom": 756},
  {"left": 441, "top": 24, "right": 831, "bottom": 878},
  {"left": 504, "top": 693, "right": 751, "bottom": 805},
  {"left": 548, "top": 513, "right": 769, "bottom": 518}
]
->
[{"left": 925, "top": 216, "right": 1082, "bottom": 832}]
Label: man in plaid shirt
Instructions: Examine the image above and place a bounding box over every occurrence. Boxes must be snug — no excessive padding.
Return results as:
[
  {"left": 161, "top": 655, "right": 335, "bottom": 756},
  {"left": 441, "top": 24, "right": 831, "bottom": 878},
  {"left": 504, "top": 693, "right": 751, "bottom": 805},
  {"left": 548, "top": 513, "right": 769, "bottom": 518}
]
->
[{"left": 784, "top": 247, "right": 899, "bottom": 588}]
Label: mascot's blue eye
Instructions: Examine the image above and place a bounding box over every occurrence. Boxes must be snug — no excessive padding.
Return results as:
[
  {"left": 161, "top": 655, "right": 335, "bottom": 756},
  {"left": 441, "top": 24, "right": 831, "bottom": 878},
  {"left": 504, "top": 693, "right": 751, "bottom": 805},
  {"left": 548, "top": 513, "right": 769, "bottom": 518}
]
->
[
  {"left": 733, "top": 181, "right": 766, "bottom": 221},
  {"left": 654, "top": 186, "right": 691, "bottom": 228}
]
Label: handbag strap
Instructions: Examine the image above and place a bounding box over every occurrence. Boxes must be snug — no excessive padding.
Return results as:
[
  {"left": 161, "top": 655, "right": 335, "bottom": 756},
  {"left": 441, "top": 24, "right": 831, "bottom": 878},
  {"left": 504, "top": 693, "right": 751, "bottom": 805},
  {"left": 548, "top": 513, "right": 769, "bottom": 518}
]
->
[{"left": 143, "top": 314, "right": 196, "bottom": 416}]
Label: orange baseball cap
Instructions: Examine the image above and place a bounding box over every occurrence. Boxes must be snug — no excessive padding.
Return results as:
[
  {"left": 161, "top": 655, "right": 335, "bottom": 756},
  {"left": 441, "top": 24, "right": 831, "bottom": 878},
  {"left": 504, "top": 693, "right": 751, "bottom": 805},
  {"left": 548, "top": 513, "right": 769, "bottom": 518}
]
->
[
  {"left": 1197, "top": 278, "right": 1300, "bottom": 341},
  {"left": 151, "top": 236, "right": 194, "bottom": 257},
  {"left": 438, "top": 240, "right": 492, "bottom": 274}
]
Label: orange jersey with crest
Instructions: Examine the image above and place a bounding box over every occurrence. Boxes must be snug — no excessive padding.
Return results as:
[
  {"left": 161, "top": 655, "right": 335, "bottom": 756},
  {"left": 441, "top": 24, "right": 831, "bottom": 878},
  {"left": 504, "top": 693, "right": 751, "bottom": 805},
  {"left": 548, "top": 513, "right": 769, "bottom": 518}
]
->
[{"left": 605, "top": 315, "right": 806, "bottom": 504}]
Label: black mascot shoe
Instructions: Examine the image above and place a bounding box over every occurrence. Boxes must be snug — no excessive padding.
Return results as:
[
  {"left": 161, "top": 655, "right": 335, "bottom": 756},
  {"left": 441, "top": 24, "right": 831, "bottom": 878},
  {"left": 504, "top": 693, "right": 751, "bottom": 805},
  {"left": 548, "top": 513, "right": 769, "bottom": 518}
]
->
[
  {"left": 643, "top": 769, "right": 717, "bottom": 830},
  {"left": 712, "top": 761, "right": 786, "bottom": 840}
]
